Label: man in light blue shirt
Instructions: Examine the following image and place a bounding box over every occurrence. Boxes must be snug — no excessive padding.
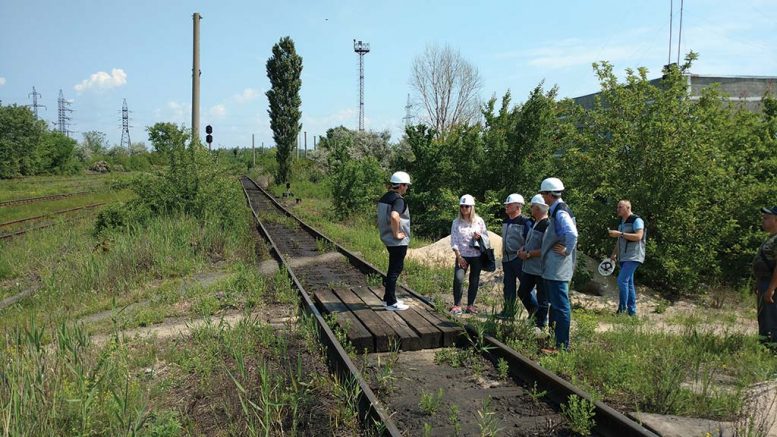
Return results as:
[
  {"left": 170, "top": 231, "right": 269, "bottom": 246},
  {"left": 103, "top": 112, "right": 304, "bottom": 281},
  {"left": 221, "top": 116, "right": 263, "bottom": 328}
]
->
[{"left": 539, "top": 177, "right": 578, "bottom": 349}]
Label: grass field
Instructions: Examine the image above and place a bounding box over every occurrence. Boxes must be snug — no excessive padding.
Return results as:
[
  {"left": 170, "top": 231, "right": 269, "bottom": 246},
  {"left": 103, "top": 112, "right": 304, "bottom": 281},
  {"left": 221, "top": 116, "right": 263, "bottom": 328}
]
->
[
  {"left": 0, "top": 172, "right": 367, "bottom": 435},
  {"left": 0, "top": 173, "right": 126, "bottom": 202}
]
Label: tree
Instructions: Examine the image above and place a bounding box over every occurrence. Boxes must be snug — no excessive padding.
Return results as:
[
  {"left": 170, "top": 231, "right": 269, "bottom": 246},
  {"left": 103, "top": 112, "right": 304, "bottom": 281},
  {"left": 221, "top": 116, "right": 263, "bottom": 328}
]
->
[
  {"left": 0, "top": 105, "right": 47, "bottom": 177},
  {"left": 410, "top": 44, "right": 483, "bottom": 136},
  {"left": 146, "top": 123, "right": 189, "bottom": 157},
  {"left": 266, "top": 36, "right": 303, "bottom": 183},
  {"left": 82, "top": 131, "right": 108, "bottom": 155}
]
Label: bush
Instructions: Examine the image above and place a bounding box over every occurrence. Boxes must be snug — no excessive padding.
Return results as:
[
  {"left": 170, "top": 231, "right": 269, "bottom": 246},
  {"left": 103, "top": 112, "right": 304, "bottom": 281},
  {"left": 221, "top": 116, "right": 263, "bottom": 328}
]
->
[{"left": 330, "top": 157, "right": 386, "bottom": 215}]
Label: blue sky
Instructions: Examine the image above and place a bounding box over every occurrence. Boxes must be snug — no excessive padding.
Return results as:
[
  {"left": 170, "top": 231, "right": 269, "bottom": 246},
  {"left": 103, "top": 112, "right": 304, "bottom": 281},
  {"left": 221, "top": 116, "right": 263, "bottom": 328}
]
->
[{"left": 1, "top": 0, "right": 775, "bottom": 149}]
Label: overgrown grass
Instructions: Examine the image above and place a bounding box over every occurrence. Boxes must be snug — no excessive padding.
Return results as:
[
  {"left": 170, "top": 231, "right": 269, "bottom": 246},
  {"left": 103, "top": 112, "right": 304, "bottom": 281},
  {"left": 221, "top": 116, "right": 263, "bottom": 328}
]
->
[
  {"left": 0, "top": 190, "right": 133, "bottom": 224},
  {"left": 0, "top": 206, "right": 256, "bottom": 332},
  {"left": 0, "top": 173, "right": 128, "bottom": 202}
]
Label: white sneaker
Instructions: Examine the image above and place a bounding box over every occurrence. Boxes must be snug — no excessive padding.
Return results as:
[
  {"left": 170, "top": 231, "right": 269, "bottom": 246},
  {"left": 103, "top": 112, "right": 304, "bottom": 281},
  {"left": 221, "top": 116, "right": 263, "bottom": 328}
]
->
[
  {"left": 386, "top": 302, "right": 409, "bottom": 311},
  {"left": 383, "top": 299, "right": 404, "bottom": 306}
]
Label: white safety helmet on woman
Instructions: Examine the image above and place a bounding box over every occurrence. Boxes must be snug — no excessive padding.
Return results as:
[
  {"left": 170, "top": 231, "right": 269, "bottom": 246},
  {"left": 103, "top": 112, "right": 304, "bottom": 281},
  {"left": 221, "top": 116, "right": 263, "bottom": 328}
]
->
[
  {"left": 540, "top": 177, "right": 565, "bottom": 194},
  {"left": 390, "top": 171, "right": 411, "bottom": 185},
  {"left": 459, "top": 194, "right": 476, "bottom": 206}
]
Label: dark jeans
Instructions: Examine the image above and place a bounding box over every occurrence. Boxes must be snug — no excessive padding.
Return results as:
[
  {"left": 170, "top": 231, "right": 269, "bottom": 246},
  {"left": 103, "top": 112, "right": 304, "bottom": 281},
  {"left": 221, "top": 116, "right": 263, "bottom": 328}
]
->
[
  {"left": 518, "top": 272, "right": 547, "bottom": 327},
  {"left": 503, "top": 258, "right": 538, "bottom": 317},
  {"left": 453, "top": 255, "right": 482, "bottom": 306},
  {"left": 382, "top": 245, "right": 407, "bottom": 306},
  {"left": 757, "top": 278, "right": 777, "bottom": 346}
]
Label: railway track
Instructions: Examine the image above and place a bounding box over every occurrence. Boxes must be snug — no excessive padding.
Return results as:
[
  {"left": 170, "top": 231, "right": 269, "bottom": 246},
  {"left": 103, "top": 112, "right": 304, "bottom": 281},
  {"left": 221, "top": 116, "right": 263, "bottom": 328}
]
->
[
  {"left": 0, "top": 191, "right": 91, "bottom": 208},
  {"left": 0, "top": 203, "right": 105, "bottom": 240},
  {"left": 240, "top": 176, "right": 658, "bottom": 437}
]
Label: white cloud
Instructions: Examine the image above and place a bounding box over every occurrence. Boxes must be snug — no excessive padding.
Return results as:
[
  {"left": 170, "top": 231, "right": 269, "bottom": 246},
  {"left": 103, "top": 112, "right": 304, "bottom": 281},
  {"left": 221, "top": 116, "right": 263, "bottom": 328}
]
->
[
  {"left": 74, "top": 68, "right": 127, "bottom": 92},
  {"left": 209, "top": 104, "right": 226, "bottom": 119},
  {"left": 0, "top": 77, "right": 6, "bottom": 86},
  {"left": 234, "top": 88, "right": 260, "bottom": 103}
]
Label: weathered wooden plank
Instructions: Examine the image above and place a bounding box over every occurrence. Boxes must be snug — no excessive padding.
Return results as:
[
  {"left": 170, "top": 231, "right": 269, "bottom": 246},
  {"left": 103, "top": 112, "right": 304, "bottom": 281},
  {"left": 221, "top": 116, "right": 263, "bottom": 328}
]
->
[
  {"left": 366, "top": 286, "right": 462, "bottom": 347},
  {"left": 353, "top": 286, "right": 442, "bottom": 350},
  {"left": 314, "top": 288, "right": 374, "bottom": 352},
  {"left": 354, "top": 286, "right": 423, "bottom": 351},
  {"left": 332, "top": 287, "right": 397, "bottom": 352}
]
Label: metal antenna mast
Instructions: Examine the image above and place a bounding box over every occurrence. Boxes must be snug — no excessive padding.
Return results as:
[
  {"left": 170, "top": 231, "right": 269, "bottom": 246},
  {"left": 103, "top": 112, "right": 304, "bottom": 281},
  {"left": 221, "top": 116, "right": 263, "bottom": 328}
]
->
[
  {"left": 403, "top": 93, "right": 414, "bottom": 127},
  {"left": 120, "top": 98, "right": 132, "bottom": 148},
  {"left": 28, "top": 86, "right": 46, "bottom": 119},
  {"left": 353, "top": 39, "right": 370, "bottom": 131},
  {"left": 57, "top": 89, "right": 73, "bottom": 137}
]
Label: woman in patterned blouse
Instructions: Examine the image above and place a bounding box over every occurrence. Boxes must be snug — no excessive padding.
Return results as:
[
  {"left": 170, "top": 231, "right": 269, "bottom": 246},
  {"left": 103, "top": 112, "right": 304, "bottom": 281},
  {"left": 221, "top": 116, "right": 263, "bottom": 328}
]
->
[{"left": 450, "top": 194, "right": 488, "bottom": 315}]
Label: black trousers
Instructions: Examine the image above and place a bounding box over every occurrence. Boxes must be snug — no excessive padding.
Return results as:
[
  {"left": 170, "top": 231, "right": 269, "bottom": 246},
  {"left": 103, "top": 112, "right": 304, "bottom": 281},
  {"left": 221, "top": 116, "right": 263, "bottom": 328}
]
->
[{"left": 383, "top": 245, "right": 407, "bottom": 305}]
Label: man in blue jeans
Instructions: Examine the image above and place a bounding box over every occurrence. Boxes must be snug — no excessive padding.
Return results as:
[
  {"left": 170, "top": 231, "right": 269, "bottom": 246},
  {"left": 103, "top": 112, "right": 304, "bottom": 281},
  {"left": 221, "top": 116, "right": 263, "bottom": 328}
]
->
[
  {"left": 608, "top": 200, "right": 646, "bottom": 316},
  {"left": 540, "top": 178, "right": 578, "bottom": 350}
]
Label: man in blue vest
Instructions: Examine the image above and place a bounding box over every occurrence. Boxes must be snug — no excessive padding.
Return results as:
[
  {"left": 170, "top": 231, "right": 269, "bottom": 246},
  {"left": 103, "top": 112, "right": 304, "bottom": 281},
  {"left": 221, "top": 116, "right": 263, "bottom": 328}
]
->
[
  {"left": 498, "top": 193, "right": 535, "bottom": 319},
  {"left": 376, "top": 171, "right": 412, "bottom": 311},
  {"left": 608, "top": 200, "right": 646, "bottom": 316},
  {"left": 540, "top": 177, "right": 577, "bottom": 349}
]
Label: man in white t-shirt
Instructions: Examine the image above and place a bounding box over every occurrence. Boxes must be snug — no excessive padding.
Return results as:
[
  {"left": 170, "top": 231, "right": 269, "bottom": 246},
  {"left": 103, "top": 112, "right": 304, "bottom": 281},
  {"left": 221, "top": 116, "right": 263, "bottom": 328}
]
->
[{"left": 608, "top": 200, "right": 646, "bottom": 316}]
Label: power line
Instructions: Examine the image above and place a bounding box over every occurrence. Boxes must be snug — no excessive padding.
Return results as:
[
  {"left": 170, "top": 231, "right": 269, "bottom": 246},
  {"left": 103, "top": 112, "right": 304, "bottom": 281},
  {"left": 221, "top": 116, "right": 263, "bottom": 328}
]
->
[
  {"left": 403, "top": 93, "right": 414, "bottom": 128},
  {"left": 353, "top": 39, "right": 370, "bottom": 132},
  {"left": 56, "top": 89, "right": 74, "bottom": 137},
  {"left": 27, "top": 86, "right": 46, "bottom": 119},
  {"left": 120, "top": 98, "right": 132, "bottom": 148}
]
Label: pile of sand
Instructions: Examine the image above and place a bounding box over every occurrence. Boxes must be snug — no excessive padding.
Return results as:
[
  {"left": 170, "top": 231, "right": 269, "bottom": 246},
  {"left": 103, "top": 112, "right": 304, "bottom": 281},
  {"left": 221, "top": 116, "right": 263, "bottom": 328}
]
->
[{"left": 407, "top": 231, "right": 503, "bottom": 268}]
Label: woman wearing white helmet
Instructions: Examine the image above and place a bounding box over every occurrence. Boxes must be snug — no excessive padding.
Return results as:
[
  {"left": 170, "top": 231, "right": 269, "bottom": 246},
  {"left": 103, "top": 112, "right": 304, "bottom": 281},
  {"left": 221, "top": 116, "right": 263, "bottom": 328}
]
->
[{"left": 450, "top": 194, "right": 488, "bottom": 315}]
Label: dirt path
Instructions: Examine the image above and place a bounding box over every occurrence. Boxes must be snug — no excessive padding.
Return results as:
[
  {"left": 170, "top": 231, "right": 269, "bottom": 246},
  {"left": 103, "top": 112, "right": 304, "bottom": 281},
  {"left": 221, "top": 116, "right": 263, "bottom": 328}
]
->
[{"left": 91, "top": 310, "right": 296, "bottom": 346}]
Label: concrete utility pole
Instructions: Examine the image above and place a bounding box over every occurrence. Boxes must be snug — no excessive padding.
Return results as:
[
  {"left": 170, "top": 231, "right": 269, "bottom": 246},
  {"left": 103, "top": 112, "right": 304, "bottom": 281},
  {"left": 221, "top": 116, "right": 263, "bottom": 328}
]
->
[
  {"left": 304, "top": 131, "right": 307, "bottom": 158},
  {"left": 252, "top": 134, "right": 256, "bottom": 167},
  {"left": 191, "top": 12, "right": 202, "bottom": 145}
]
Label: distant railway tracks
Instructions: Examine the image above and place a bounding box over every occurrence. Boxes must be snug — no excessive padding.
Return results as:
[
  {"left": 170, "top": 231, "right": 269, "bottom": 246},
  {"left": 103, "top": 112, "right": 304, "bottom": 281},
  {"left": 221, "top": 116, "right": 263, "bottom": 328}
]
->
[
  {"left": 0, "top": 203, "right": 105, "bottom": 240},
  {"left": 240, "top": 176, "right": 658, "bottom": 437},
  {"left": 0, "top": 191, "right": 91, "bottom": 208}
]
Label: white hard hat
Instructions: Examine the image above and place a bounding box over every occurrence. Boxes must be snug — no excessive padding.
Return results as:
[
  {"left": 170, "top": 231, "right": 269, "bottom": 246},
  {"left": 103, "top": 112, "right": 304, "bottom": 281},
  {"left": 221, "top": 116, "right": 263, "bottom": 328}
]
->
[
  {"left": 504, "top": 193, "right": 525, "bottom": 205},
  {"left": 540, "top": 177, "right": 565, "bottom": 193},
  {"left": 530, "top": 194, "right": 547, "bottom": 206},
  {"left": 390, "top": 171, "right": 411, "bottom": 185},
  {"left": 459, "top": 194, "right": 476, "bottom": 206},
  {"left": 598, "top": 259, "right": 616, "bottom": 276}
]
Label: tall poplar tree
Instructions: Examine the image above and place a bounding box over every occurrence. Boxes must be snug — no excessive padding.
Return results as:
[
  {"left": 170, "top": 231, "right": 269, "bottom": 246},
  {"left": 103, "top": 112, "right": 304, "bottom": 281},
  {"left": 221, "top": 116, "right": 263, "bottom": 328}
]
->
[{"left": 265, "top": 36, "right": 302, "bottom": 183}]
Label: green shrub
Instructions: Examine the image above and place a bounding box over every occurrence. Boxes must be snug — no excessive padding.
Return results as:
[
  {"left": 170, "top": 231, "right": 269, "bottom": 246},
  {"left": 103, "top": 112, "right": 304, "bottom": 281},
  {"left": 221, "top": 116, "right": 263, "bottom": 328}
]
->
[{"left": 330, "top": 157, "right": 386, "bottom": 215}]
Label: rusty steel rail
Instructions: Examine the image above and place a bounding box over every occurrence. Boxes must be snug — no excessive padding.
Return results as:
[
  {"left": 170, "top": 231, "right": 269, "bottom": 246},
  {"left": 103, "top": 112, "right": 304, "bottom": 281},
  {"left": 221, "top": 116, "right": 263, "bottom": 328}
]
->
[
  {"left": 0, "top": 203, "right": 106, "bottom": 228},
  {"left": 0, "top": 191, "right": 92, "bottom": 208},
  {"left": 240, "top": 176, "right": 403, "bottom": 436},
  {"left": 0, "top": 204, "right": 106, "bottom": 240},
  {"left": 240, "top": 176, "right": 657, "bottom": 437}
]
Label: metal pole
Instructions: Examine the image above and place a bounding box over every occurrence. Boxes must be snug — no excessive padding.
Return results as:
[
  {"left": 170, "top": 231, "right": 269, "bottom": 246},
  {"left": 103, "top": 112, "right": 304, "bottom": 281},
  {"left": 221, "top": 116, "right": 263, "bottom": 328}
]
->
[
  {"left": 192, "top": 12, "right": 202, "bottom": 146},
  {"left": 304, "top": 131, "right": 307, "bottom": 158},
  {"left": 252, "top": 134, "right": 256, "bottom": 167}
]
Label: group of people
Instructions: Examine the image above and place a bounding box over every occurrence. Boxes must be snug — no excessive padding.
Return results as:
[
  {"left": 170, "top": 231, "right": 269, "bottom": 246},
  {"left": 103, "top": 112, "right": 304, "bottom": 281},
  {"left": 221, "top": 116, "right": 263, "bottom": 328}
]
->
[{"left": 377, "top": 170, "right": 777, "bottom": 350}]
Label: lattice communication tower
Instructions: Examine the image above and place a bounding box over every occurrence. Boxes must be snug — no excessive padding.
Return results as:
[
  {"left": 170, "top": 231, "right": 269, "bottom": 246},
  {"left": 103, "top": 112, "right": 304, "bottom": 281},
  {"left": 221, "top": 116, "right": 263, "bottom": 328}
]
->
[{"left": 353, "top": 39, "right": 370, "bottom": 131}]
